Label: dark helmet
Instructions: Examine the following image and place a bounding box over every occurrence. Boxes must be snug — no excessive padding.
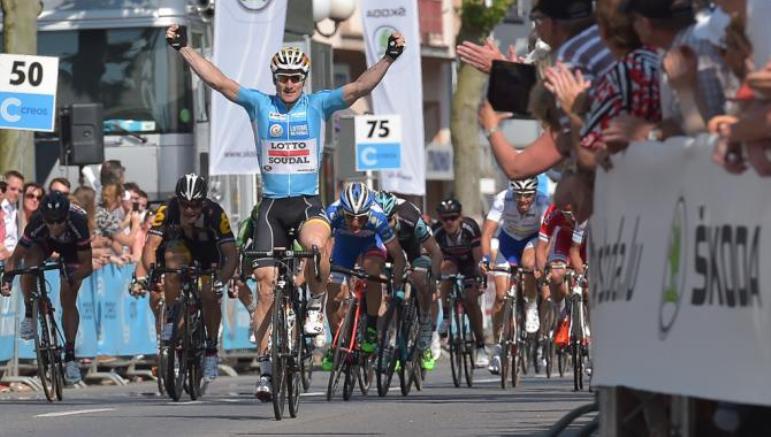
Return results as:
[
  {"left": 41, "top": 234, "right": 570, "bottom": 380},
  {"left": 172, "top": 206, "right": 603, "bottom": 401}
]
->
[
  {"left": 175, "top": 173, "right": 207, "bottom": 201},
  {"left": 40, "top": 191, "right": 70, "bottom": 223},
  {"left": 436, "top": 198, "right": 462, "bottom": 216}
]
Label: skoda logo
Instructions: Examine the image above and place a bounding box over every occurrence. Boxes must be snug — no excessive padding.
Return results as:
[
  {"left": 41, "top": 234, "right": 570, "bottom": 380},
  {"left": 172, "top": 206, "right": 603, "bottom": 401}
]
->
[
  {"left": 270, "top": 123, "right": 283, "bottom": 137},
  {"left": 374, "top": 25, "right": 399, "bottom": 58},
  {"left": 238, "top": 0, "right": 271, "bottom": 11},
  {"left": 659, "top": 197, "right": 687, "bottom": 339}
]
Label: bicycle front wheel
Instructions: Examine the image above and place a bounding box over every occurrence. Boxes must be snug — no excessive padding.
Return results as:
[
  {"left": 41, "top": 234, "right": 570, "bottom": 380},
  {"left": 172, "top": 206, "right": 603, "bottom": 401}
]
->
[
  {"left": 458, "top": 307, "right": 474, "bottom": 388},
  {"left": 448, "top": 302, "right": 462, "bottom": 388},
  {"left": 376, "top": 301, "right": 399, "bottom": 397},
  {"left": 288, "top": 296, "right": 303, "bottom": 417},
  {"left": 327, "top": 298, "right": 355, "bottom": 401},
  {"left": 187, "top": 310, "right": 206, "bottom": 400},
  {"left": 166, "top": 304, "right": 189, "bottom": 402},
  {"left": 271, "top": 289, "right": 288, "bottom": 420},
  {"left": 499, "top": 301, "right": 514, "bottom": 389}
]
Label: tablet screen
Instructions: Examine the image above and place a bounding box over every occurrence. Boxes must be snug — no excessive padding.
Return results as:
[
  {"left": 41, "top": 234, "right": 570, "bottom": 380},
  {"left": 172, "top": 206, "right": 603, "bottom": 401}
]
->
[{"left": 486, "top": 60, "right": 537, "bottom": 118}]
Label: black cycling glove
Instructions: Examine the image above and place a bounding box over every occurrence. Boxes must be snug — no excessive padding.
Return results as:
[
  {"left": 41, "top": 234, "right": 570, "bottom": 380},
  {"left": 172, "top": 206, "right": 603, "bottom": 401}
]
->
[
  {"left": 167, "top": 27, "right": 187, "bottom": 51},
  {"left": 385, "top": 34, "right": 404, "bottom": 60}
]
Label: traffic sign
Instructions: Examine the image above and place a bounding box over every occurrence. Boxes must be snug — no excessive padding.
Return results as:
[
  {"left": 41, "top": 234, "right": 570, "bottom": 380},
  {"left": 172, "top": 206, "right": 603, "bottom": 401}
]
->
[
  {"left": 0, "top": 54, "right": 59, "bottom": 132},
  {"left": 354, "top": 114, "right": 402, "bottom": 171}
]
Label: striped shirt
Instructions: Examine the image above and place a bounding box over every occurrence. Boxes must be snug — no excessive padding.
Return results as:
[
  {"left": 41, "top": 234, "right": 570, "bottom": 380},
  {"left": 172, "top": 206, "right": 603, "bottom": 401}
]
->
[
  {"left": 555, "top": 24, "right": 615, "bottom": 84},
  {"left": 580, "top": 48, "right": 662, "bottom": 150},
  {"left": 554, "top": 24, "right": 615, "bottom": 132}
]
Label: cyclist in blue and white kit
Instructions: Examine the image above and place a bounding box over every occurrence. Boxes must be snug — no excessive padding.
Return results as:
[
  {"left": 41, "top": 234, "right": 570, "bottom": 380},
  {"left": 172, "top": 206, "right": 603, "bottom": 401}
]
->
[
  {"left": 480, "top": 177, "right": 549, "bottom": 374},
  {"left": 165, "top": 25, "right": 406, "bottom": 400},
  {"left": 322, "top": 183, "right": 406, "bottom": 370}
]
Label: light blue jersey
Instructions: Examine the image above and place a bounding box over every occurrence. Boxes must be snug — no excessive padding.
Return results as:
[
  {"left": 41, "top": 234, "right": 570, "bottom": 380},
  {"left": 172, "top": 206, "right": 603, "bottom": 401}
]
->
[{"left": 235, "top": 87, "right": 348, "bottom": 198}]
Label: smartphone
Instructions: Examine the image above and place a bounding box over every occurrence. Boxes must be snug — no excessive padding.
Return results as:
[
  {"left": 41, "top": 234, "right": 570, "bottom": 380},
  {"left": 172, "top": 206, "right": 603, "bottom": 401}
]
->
[
  {"left": 487, "top": 60, "right": 537, "bottom": 118},
  {"left": 132, "top": 202, "right": 139, "bottom": 212}
]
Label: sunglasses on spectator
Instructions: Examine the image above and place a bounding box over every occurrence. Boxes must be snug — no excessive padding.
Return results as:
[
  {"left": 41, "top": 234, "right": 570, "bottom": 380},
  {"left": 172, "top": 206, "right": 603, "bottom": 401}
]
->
[
  {"left": 276, "top": 74, "right": 305, "bottom": 84},
  {"left": 441, "top": 215, "right": 460, "bottom": 223},
  {"left": 25, "top": 193, "right": 43, "bottom": 200},
  {"left": 180, "top": 199, "right": 204, "bottom": 210}
]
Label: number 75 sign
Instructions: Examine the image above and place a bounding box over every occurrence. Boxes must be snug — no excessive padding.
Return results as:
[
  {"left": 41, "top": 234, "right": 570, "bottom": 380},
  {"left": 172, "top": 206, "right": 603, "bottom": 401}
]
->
[
  {"left": 354, "top": 114, "right": 402, "bottom": 172},
  {"left": 0, "top": 54, "right": 59, "bottom": 132}
]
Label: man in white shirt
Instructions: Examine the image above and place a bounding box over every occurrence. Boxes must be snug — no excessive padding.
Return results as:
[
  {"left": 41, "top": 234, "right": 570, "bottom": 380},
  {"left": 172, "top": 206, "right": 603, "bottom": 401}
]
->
[{"left": 2, "top": 170, "right": 24, "bottom": 253}]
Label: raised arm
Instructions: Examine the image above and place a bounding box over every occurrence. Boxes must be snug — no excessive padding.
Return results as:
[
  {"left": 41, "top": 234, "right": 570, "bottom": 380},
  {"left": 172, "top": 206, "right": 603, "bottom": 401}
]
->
[
  {"left": 342, "top": 32, "right": 406, "bottom": 106},
  {"left": 166, "top": 24, "right": 241, "bottom": 102}
]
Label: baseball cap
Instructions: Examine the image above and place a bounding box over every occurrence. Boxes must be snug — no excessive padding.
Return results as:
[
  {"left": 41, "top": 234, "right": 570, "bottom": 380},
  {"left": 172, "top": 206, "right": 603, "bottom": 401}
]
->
[
  {"left": 531, "top": 0, "right": 593, "bottom": 20},
  {"left": 619, "top": 0, "right": 694, "bottom": 19}
]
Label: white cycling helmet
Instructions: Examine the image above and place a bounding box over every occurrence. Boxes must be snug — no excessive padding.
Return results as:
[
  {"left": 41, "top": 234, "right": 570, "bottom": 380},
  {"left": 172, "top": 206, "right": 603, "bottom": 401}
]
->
[
  {"left": 270, "top": 47, "right": 310, "bottom": 77},
  {"left": 510, "top": 177, "right": 538, "bottom": 194}
]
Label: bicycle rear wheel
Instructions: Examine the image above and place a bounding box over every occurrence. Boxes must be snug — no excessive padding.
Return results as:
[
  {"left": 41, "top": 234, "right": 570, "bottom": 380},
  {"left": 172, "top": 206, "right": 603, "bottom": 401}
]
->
[
  {"left": 48, "top": 316, "right": 65, "bottom": 401},
  {"left": 327, "top": 299, "right": 355, "bottom": 401},
  {"left": 156, "top": 301, "right": 168, "bottom": 396},
  {"left": 376, "top": 301, "right": 399, "bottom": 397},
  {"left": 271, "top": 288, "right": 288, "bottom": 420},
  {"left": 300, "top": 336, "right": 314, "bottom": 393},
  {"left": 357, "top": 317, "right": 374, "bottom": 395}
]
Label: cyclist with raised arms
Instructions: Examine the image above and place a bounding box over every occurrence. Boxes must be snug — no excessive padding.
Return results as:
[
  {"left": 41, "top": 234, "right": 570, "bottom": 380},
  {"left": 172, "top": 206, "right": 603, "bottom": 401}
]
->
[
  {"left": 164, "top": 24, "right": 406, "bottom": 400},
  {"left": 320, "top": 182, "right": 406, "bottom": 371},
  {"left": 432, "top": 198, "right": 488, "bottom": 368},
  {"left": 480, "top": 177, "right": 549, "bottom": 375},
  {"left": 141, "top": 174, "right": 237, "bottom": 382},
  {"left": 1, "top": 191, "right": 93, "bottom": 384},
  {"left": 373, "top": 191, "right": 443, "bottom": 371}
]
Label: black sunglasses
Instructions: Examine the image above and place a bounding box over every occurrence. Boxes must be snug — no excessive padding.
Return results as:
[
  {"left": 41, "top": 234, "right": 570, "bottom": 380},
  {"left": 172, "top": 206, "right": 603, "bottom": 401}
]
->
[{"left": 441, "top": 215, "right": 460, "bottom": 222}]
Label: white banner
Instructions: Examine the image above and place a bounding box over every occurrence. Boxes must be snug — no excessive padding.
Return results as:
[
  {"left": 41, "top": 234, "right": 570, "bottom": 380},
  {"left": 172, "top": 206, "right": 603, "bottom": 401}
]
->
[
  {"left": 361, "top": 0, "right": 426, "bottom": 195},
  {"left": 210, "top": 0, "right": 287, "bottom": 175},
  {"left": 590, "top": 135, "right": 771, "bottom": 406}
]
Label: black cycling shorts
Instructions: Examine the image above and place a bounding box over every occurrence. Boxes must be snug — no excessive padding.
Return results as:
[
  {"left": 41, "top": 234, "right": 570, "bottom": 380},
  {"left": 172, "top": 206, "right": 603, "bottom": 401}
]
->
[
  {"left": 252, "top": 195, "right": 328, "bottom": 268},
  {"left": 443, "top": 255, "right": 477, "bottom": 279},
  {"left": 156, "top": 238, "right": 220, "bottom": 268}
]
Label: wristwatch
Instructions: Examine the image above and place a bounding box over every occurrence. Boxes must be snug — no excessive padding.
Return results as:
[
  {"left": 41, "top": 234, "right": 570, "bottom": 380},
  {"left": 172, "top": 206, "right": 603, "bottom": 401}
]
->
[
  {"left": 647, "top": 126, "right": 663, "bottom": 141},
  {"left": 484, "top": 126, "right": 499, "bottom": 138}
]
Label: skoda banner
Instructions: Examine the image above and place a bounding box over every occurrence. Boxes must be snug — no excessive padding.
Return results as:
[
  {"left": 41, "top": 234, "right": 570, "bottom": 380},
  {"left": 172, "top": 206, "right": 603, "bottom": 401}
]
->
[
  {"left": 210, "top": 0, "right": 287, "bottom": 175},
  {"left": 590, "top": 135, "right": 771, "bottom": 405},
  {"left": 361, "top": 0, "right": 426, "bottom": 195}
]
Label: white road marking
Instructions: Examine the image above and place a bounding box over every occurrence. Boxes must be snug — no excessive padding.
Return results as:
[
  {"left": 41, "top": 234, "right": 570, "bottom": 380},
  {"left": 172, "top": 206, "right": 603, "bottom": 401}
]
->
[
  {"left": 300, "top": 392, "right": 324, "bottom": 397},
  {"left": 166, "top": 401, "right": 203, "bottom": 405},
  {"left": 36, "top": 408, "right": 115, "bottom": 418}
]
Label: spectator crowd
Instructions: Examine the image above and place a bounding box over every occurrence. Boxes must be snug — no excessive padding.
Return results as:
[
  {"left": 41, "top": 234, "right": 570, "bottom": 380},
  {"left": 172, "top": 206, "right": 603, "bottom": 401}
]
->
[
  {"left": 458, "top": 0, "right": 771, "bottom": 434},
  {"left": 0, "top": 159, "right": 154, "bottom": 272}
]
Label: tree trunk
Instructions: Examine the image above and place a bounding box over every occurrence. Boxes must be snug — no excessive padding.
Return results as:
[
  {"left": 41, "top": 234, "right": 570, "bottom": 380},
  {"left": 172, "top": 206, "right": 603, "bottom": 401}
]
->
[
  {"left": 0, "top": 0, "right": 42, "bottom": 177},
  {"left": 450, "top": 61, "right": 487, "bottom": 217}
]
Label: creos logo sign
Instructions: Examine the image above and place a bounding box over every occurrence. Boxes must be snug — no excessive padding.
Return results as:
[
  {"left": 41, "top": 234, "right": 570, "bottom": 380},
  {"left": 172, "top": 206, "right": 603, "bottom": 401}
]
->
[
  {"left": 659, "top": 197, "right": 687, "bottom": 339},
  {"left": 373, "top": 25, "right": 399, "bottom": 59}
]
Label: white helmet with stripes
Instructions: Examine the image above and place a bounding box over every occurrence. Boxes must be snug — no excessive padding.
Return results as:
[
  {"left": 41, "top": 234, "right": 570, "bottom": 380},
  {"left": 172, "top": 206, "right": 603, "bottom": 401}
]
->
[
  {"left": 340, "top": 182, "right": 373, "bottom": 215},
  {"left": 270, "top": 47, "right": 310, "bottom": 77}
]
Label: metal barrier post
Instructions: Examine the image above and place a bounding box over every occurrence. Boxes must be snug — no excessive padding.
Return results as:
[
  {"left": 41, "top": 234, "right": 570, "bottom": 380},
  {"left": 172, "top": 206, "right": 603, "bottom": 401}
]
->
[{"left": 1, "top": 290, "right": 43, "bottom": 391}]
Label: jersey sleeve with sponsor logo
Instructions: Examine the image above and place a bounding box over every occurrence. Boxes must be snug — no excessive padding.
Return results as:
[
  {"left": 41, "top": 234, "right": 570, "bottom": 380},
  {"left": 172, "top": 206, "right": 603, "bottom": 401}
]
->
[
  {"left": 204, "top": 201, "right": 235, "bottom": 244},
  {"left": 369, "top": 206, "right": 395, "bottom": 243},
  {"left": 539, "top": 204, "right": 561, "bottom": 241},
  {"left": 69, "top": 206, "right": 92, "bottom": 250},
  {"left": 572, "top": 221, "right": 588, "bottom": 245},
  {"left": 19, "top": 213, "right": 47, "bottom": 248},
  {"left": 486, "top": 190, "right": 507, "bottom": 223},
  {"left": 461, "top": 217, "right": 482, "bottom": 248},
  {"left": 148, "top": 199, "right": 175, "bottom": 238},
  {"left": 308, "top": 87, "right": 348, "bottom": 120},
  {"left": 398, "top": 201, "right": 431, "bottom": 243}
]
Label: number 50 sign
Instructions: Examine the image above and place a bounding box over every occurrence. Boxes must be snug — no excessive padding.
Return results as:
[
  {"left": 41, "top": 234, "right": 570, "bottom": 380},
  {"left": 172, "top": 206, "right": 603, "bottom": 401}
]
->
[
  {"left": 354, "top": 114, "right": 402, "bottom": 172},
  {"left": 0, "top": 54, "right": 59, "bottom": 132}
]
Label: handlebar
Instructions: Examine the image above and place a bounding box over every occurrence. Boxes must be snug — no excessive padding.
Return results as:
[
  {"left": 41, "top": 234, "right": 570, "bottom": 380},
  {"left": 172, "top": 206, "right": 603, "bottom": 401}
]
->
[
  {"left": 2, "top": 261, "right": 63, "bottom": 277},
  {"left": 243, "top": 248, "right": 318, "bottom": 259},
  {"left": 330, "top": 265, "right": 390, "bottom": 284}
]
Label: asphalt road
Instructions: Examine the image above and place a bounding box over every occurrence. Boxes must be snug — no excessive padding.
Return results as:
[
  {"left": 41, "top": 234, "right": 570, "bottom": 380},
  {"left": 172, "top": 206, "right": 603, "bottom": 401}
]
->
[{"left": 0, "top": 359, "right": 595, "bottom": 437}]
